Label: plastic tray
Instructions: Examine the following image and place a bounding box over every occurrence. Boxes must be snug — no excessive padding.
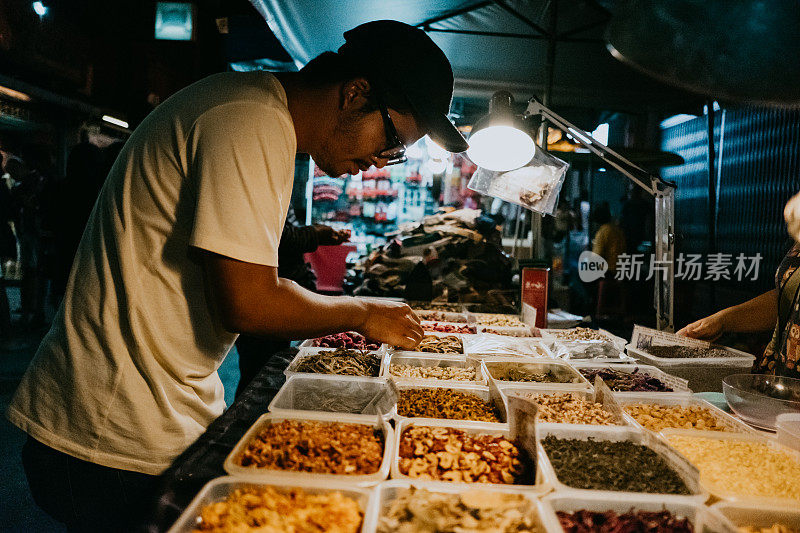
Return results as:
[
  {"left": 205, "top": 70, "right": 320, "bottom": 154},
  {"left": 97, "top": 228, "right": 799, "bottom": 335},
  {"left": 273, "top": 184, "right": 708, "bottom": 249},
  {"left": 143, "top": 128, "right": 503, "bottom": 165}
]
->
[
  {"left": 713, "top": 500, "right": 800, "bottom": 529},
  {"left": 299, "top": 335, "right": 385, "bottom": 351},
  {"left": 627, "top": 344, "right": 754, "bottom": 392},
  {"left": 420, "top": 320, "right": 478, "bottom": 335},
  {"left": 463, "top": 334, "right": 554, "bottom": 358},
  {"left": 547, "top": 339, "right": 633, "bottom": 363},
  {"left": 501, "top": 386, "right": 629, "bottom": 428},
  {"left": 284, "top": 347, "right": 387, "bottom": 379},
  {"left": 393, "top": 331, "right": 466, "bottom": 356},
  {"left": 224, "top": 411, "right": 392, "bottom": 485},
  {"left": 469, "top": 312, "right": 529, "bottom": 328},
  {"left": 540, "top": 327, "right": 627, "bottom": 350},
  {"left": 167, "top": 476, "right": 375, "bottom": 533},
  {"left": 381, "top": 354, "right": 485, "bottom": 385},
  {"left": 616, "top": 392, "right": 758, "bottom": 435},
  {"left": 541, "top": 492, "right": 737, "bottom": 533},
  {"left": 413, "top": 310, "right": 469, "bottom": 323},
  {"left": 536, "top": 424, "right": 706, "bottom": 503},
  {"left": 367, "top": 479, "right": 550, "bottom": 533},
  {"left": 268, "top": 374, "right": 392, "bottom": 418},
  {"left": 570, "top": 362, "right": 692, "bottom": 395},
  {"left": 661, "top": 428, "right": 800, "bottom": 507},
  {"left": 392, "top": 381, "right": 508, "bottom": 426},
  {"left": 477, "top": 325, "right": 535, "bottom": 337},
  {"left": 390, "top": 418, "right": 539, "bottom": 489},
  {"left": 482, "top": 358, "right": 591, "bottom": 391}
]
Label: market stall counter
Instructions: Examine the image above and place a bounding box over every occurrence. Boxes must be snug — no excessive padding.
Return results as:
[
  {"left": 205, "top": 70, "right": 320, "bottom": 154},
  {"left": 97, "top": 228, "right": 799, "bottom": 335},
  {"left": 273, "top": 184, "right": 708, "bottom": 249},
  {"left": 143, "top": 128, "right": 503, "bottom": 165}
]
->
[{"left": 143, "top": 349, "right": 296, "bottom": 532}]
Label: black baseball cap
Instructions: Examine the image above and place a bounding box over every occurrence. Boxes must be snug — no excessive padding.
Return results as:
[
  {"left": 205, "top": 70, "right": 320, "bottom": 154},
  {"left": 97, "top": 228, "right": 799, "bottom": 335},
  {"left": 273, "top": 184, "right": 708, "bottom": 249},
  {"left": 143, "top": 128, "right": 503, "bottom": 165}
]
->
[{"left": 338, "top": 20, "right": 469, "bottom": 153}]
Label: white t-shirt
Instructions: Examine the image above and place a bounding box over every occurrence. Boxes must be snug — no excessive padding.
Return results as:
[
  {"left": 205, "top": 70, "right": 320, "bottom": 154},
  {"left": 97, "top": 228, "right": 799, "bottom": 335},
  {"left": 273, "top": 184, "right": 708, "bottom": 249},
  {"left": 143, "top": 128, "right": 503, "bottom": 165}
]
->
[{"left": 7, "top": 71, "right": 295, "bottom": 475}]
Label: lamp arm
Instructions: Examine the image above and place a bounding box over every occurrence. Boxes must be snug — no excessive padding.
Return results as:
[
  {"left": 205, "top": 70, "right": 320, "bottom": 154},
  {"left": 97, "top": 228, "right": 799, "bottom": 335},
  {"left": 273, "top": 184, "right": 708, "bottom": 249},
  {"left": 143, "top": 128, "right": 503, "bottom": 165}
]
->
[{"left": 523, "top": 99, "right": 672, "bottom": 196}]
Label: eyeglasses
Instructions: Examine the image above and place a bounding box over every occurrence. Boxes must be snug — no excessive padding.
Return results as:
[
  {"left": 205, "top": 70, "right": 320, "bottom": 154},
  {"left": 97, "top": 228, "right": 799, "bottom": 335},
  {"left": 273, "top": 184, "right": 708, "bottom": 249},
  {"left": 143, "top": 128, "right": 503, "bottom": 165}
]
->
[{"left": 374, "top": 91, "right": 408, "bottom": 165}]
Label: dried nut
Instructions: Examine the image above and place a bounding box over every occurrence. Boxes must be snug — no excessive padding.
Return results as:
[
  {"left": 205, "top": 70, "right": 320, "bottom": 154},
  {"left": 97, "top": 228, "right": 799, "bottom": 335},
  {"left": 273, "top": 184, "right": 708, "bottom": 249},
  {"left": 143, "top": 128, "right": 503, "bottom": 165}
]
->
[
  {"left": 397, "top": 388, "right": 502, "bottom": 422},
  {"left": 236, "top": 420, "right": 383, "bottom": 475},
  {"left": 474, "top": 313, "right": 527, "bottom": 327},
  {"left": 551, "top": 327, "right": 610, "bottom": 342},
  {"left": 398, "top": 426, "right": 528, "bottom": 484},
  {"left": 624, "top": 403, "right": 729, "bottom": 432},
  {"left": 516, "top": 392, "right": 617, "bottom": 425},
  {"left": 196, "top": 486, "right": 362, "bottom": 532}
]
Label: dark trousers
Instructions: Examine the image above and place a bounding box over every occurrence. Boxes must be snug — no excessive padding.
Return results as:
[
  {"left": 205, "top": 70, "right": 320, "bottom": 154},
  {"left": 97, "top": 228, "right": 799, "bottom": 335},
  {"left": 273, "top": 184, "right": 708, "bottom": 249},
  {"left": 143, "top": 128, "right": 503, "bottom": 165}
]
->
[
  {"left": 22, "top": 437, "right": 158, "bottom": 532},
  {"left": 235, "top": 335, "right": 289, "bottom": 397}
]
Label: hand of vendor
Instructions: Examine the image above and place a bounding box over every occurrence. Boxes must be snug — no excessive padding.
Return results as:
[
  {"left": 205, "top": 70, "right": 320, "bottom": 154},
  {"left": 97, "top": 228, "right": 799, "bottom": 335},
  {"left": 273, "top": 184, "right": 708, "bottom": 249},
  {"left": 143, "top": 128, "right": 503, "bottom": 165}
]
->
[
  {"left": 357, "top": 300, "right": 422, "bottom": 350},
  {"left": 676, "top": 313, "right": 725, "bottom": 341},
  {"left": 314, "top": 225, "right": 351, "bottom": 246}
]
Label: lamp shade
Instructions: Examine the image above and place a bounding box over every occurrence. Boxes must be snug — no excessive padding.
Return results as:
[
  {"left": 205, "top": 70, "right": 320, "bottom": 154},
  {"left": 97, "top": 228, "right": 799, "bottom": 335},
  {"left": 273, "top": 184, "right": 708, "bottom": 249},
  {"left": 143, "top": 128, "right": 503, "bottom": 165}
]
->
[{"left": 466, "top": 91, "right": 536, "bottom": 172}]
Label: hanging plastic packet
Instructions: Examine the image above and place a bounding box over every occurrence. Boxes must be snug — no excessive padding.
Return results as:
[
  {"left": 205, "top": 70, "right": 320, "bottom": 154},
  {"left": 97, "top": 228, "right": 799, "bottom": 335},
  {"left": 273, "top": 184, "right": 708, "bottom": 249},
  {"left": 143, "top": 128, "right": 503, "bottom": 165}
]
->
[{"left": 467, "top": 148, "right": 569, "bottom": 215}]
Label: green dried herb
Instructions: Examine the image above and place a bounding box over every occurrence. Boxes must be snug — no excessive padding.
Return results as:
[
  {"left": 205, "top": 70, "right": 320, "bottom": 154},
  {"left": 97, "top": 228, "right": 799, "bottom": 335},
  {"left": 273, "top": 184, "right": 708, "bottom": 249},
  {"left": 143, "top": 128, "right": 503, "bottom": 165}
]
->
[{"left": 542, "top": 436, "right": 690, "bottom": 494}]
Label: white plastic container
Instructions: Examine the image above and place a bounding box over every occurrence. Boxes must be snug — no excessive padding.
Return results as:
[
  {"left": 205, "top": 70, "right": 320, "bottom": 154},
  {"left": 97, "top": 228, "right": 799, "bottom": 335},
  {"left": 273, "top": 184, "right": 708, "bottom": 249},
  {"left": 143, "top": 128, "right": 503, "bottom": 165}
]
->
[
  {"left": 463, "top": 334, "right": 554, "bottom": 358},
  {"left": 616, "top": 392, "right": 758, "bottom": 435},
  {"left": 224, "top": 411, "right": 393, "bottom": 486},
  {"left": 540, "top": 327, "right": 627, "bottom": 351},
  {"left": 381, "top": 354, "right": 485, "bottom": 385},
  {"left": 268, "top": 374, "right": 392, "bottom": 418},
  {"left": 299, "top": 334, "right": 384, "bottom": 351},
  {"left": 284, "top": 347, "right": 387, "bottom": 379},
  {"left": 713, "top": 500, "right": 800, "bottom": 531},
  {"left": 501, "top": 386, "right": 629, "bottom": 427},
  {"left": 420, "top": 320, "right": 478, "bottom": 335},
  {"left": 776, "top": 413, "right": 800, "bottom": 452},
  {"left": 367, "top": 479, "right": 550, "bottom": 533},
  {"left": 570, "top": 362, "right": 692, "bottom": 395},
  {"left": 541, "top": 492, "right": 737, "bottom": 533},
  {"left": 477, "top": 325, "right": 535, "bottom": 337},
  {"left": 626, "top": 343, "right": 754, "bottom": 392},
  {"left": 392, "top": 331, "right": 466, "bottom": 356},
  {"left": 548, "top": 339, "right": 633, "bottom": 363},
  {"left": 470, "top": 312, "right": 528, "bottom": 328},
  {"left": 661, "top": 428, "right": 800, "bottom": 507},
  {"left": 392, "top": 381, "right": 508, "bottom": 426},
  {"left": 390, "top": 418, "right": 539, "bottom": 489},
  {"left": 167, "top": 476, "right": 375, "bottom": 533},
  {"left": 482, "top": 358, "right": 591, "bottom": 392},
  {"left": 413, "top": 310, "right": 469, "bottom": 323},
  {"left": 536, "top": 424, "right": 706, "bottom": 503}
]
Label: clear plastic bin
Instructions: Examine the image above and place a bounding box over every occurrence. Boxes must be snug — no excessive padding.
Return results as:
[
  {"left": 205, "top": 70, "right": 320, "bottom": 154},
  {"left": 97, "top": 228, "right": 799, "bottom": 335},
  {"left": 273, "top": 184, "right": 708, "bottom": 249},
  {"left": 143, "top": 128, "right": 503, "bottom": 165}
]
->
[
  {"left": 713, "top": 500, "right": 800, "bottom": 530},
  {"left": 393, "top": 331, "right": 466, "bottom": 356},
  {"left": 616, "top": 392, "right": 757, "bottom": 435},
  {"left": 661, "top": 428, "right": 800, "bottom": 507},
  {"left": 570, "top": 362, "right": 691, "bottom": 395},
  {"left": 381, "top": 354, "right": 485, "bottom": 385},
  {"left": 536, "top": 424, "right": 706, "bottom": 503},
  {"left": 626, "top": 344, "right": 754, "bottom": 392},
  {"left": 501, "top": 386, "right": 628, "bottom": 427},
  {"left": 268, "top": 375, "right": 392, "bottom": 418},
  {"left": 477, "top": 325, "right": 535, "bottom": 337},
  {"left": 367, "top": 479, "right": 549, "bottom": 533},
  {"left": 413, "top": 310, "right": 469, "bottom": 323},
  {"left": 463, "top": 334, "right": 554, "bottom": 358},
  {"left": 482, "top": 358, "right": 591, "bottom": 392},
  {"left": 540, "top": 327, "right": 627, "bottom": 351},
  {"left": 166, "top": 476, "right": 375, "bottom": 533},
  {"left": 420, "top": 320, "right": 478, "bottom": 335},
  {"left": 392, "top": 381, "right": 508, "bottom": 426},
  {"left": 469, "top": 312, "right": 529, "bottom": 328},
  {"left": 547, "top": 339, "right": 633, "bottom": 362},
  {"left": 284, "top": 347, "right": 387, "bottom": 379},
  {"left": 224, "top": 411, "right": 392, "bottom": 486},
  {"left": 540, "top": 492, "right": 736, "bottom": 533},
  {"left": 390, "top": 418, "right": 539, "bottom": 489}
]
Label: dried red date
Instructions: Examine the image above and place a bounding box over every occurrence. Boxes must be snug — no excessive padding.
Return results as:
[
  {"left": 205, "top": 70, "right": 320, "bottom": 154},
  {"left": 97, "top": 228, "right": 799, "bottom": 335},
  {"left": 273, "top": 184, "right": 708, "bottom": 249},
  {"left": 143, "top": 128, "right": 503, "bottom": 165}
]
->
[
  {"left": 312, "top": 331, "right": 380, "bottom": 351},
  {"left": 557, "top": 509, "right": 693, "bottom": 533}
]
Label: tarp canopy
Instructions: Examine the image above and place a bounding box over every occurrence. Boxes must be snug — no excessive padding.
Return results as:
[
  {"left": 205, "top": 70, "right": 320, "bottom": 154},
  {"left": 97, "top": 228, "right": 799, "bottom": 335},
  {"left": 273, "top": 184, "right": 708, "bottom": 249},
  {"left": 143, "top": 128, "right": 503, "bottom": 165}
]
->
[{"left": 250, "top": 0, "right": 703, "bottom": 116}]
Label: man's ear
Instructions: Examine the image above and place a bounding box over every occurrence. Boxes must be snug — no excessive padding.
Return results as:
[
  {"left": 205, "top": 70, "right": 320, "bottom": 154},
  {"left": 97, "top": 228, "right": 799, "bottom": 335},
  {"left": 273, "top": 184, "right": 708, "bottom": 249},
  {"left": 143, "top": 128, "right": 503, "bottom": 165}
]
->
[{"left": 340, "top": 77, "right": 372, "bottom": 111}]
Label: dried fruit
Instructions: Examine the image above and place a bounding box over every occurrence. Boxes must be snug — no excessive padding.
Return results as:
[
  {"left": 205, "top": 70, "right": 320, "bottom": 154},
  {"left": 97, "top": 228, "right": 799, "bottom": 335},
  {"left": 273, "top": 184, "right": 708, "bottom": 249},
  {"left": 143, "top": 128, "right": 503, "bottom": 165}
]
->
[
  {"left": 557, "top": 509, "right": 693, "bottom": 533},
  {"left": 578, "top": 367, "right": 674, "bottom": 392},
  {"left": 397, "top": 388, "right": 501, "bottom": 422}
]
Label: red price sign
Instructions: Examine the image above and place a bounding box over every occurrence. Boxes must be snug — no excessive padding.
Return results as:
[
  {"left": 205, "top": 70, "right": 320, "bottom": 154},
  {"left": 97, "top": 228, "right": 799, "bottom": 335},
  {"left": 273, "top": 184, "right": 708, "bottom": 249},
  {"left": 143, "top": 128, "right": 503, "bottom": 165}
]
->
[{"left": 521, "top": 267, "right": 549, "bottom": 329}]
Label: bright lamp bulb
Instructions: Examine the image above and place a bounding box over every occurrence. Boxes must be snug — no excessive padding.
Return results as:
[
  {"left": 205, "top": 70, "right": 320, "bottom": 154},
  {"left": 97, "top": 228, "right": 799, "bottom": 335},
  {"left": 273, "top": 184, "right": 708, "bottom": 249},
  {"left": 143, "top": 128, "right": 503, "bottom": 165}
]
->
[{"left": 466, "top": 125, "right": 535, "bottom": 172}]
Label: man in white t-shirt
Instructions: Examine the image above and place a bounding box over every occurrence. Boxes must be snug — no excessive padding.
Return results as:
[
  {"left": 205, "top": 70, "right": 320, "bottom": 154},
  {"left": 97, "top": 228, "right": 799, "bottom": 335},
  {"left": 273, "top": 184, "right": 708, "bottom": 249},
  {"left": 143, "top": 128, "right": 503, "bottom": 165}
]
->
[{"left": 8, "top": 20, "right": 468, "bottom": 531}]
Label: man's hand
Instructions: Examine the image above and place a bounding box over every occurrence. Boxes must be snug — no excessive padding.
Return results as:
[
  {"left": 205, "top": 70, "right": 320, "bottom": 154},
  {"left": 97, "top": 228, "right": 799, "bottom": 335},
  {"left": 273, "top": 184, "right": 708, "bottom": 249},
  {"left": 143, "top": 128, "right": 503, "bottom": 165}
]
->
[
  {"left": 314, "top": 225, "right": 351, "bottom": 246},
  {"left": 676, "top": 313, "right": 726, "bottom": 341},
  {"left": 355, "top": 300, "right": 422, "bottom": 350}
]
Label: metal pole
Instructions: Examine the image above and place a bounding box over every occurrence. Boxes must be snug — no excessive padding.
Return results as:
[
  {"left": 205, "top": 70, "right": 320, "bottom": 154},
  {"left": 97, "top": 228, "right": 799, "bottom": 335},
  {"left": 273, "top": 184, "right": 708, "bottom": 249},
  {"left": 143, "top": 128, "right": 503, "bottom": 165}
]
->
[
  {"left": 706, "top": 101, "right": 717, "bottom": 309},
  {"left": 531, "top": 0, "right": 558, "bottom": 260}
]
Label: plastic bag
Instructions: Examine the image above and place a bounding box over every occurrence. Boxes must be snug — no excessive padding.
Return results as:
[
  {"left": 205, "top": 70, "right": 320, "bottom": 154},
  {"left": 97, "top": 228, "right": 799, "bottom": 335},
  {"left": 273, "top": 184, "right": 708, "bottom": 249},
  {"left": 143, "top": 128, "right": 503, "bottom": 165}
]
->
[{"left": 468, "top": 148, "right": 569, "bottom": 215}]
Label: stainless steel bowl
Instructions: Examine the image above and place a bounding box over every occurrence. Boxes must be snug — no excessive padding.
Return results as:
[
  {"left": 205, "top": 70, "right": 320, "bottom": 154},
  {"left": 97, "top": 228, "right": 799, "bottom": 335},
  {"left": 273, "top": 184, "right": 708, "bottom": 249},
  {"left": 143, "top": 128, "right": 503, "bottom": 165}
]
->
[{"left": 723, "top": 374, "right": 800, "bottom": 430}]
